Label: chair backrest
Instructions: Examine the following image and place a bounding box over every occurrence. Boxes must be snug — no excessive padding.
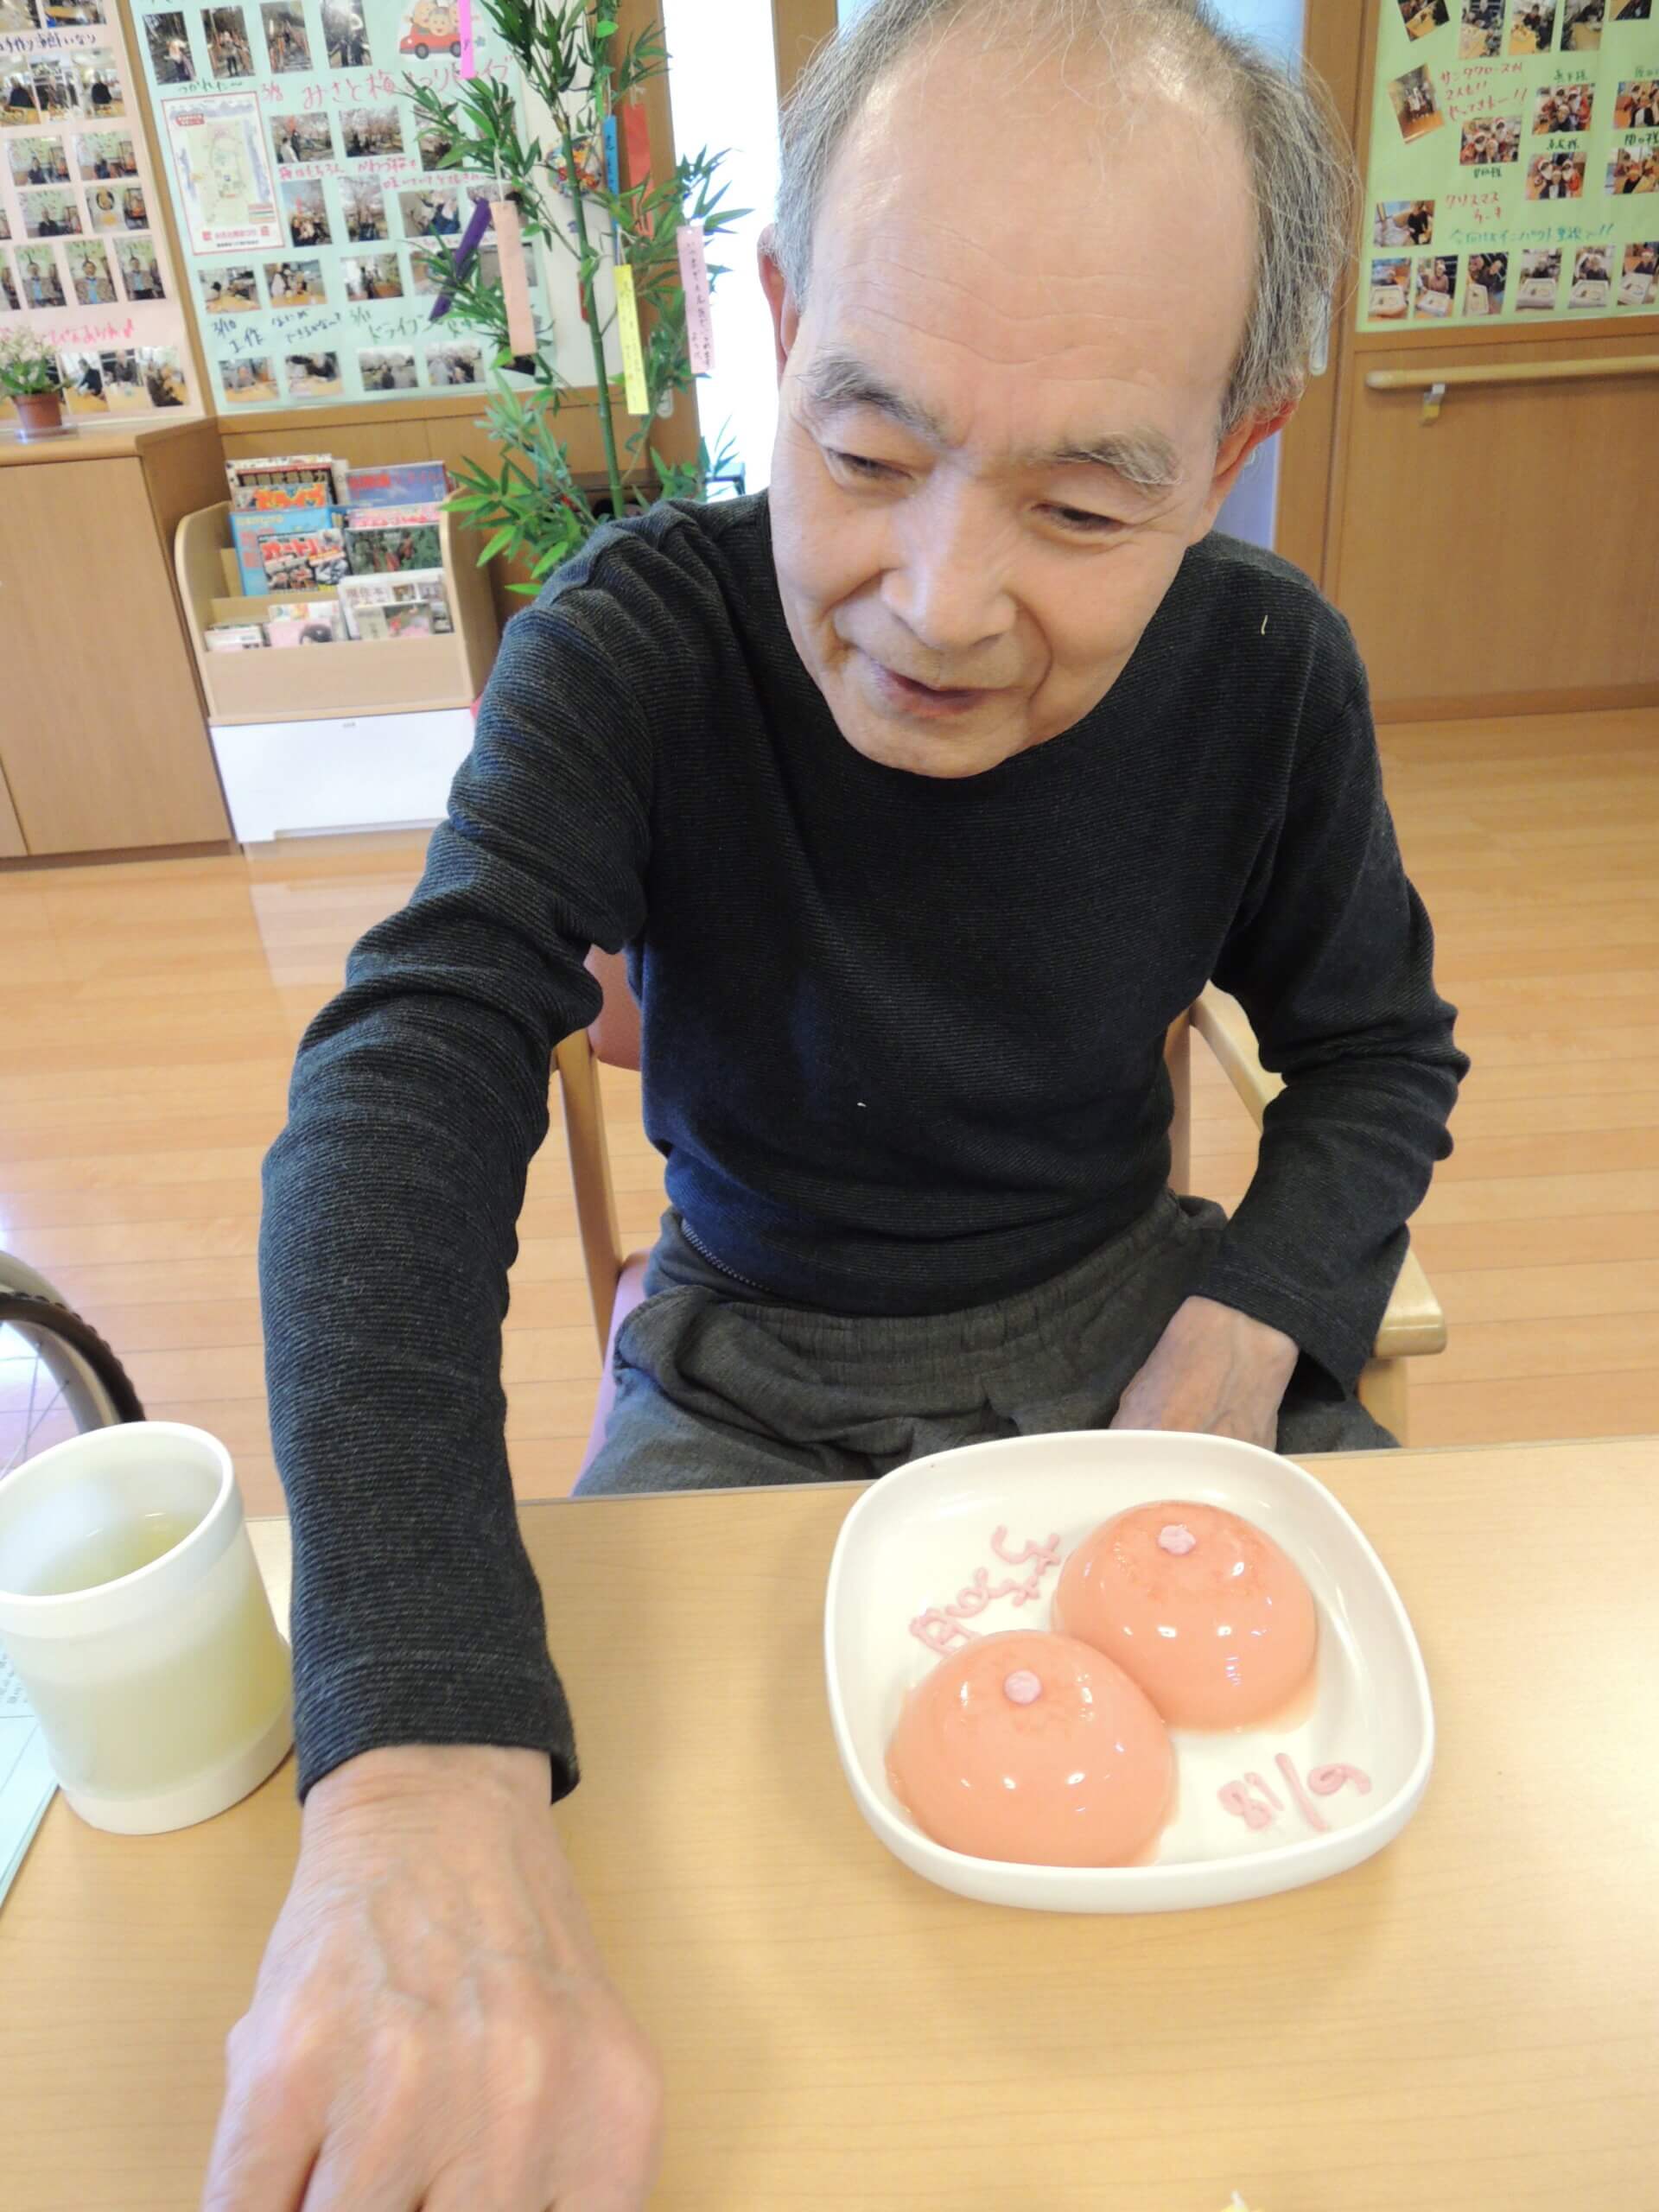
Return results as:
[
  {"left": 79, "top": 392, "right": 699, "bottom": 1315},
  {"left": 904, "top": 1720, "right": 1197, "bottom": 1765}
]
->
[{"left": 584, "top": 945, "right": 641, "bottom": 1070}]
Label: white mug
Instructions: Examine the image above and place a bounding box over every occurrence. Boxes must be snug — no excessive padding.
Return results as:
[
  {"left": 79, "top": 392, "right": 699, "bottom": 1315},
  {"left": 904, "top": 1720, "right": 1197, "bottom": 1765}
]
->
[{"left": 0, "top": 1421, "right": 292, "bottom": 1834}]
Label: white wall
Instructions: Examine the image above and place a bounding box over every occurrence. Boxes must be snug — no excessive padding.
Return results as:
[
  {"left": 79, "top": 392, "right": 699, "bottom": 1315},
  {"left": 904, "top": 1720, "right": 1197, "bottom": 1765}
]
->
[{"left": 661, "top": 0, "right": 784, "bottom": 492}]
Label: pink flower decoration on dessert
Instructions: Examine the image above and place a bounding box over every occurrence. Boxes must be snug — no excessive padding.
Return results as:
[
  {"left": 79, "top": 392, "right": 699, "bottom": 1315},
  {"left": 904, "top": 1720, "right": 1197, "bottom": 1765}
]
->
[
  {"left": 1158, "top": 1523, "right": 1198, "bottom": 1555},
  {"left": 1002, "top": 1669, "right": 1043, "bottom": 1705}
]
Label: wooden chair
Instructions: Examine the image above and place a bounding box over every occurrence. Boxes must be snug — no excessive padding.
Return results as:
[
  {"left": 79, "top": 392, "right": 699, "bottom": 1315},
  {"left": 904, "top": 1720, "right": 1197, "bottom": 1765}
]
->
[{"left": 554, "top": 952, "right": 1446, "bottom": 1471}]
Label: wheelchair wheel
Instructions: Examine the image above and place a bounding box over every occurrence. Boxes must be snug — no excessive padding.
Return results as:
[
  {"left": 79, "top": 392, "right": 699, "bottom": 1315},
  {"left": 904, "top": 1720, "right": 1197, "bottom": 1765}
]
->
[{"left": 0, "top": 1254, "right": 143, "bottom": 1479}]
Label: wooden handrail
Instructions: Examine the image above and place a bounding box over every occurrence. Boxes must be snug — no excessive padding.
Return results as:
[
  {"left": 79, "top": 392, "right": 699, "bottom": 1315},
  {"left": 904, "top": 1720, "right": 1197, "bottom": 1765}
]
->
[{"left": 1368, "top": 354, "right": 1659, "bottom": 393}]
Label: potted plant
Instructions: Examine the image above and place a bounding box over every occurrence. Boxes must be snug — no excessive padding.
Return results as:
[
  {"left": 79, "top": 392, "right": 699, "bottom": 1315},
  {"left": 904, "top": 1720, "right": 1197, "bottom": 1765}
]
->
[
  {"left": 407, "top": 0, "right": 744, "bottom": 595},
  {"left": 0, "top": 331, "right": 67, "bottom": 440}
]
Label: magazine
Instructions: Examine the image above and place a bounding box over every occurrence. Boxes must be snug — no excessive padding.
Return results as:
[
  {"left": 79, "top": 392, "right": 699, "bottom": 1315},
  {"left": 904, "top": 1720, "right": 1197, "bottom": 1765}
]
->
[
  {"left": 338, "top": 568, "right": 452, "bottom": 639},
  {"left": 230, "top": 504, "right": 346, "bottom": 593},
  {"left": 261, "top": 529, "right": 349, "bottom": 593},
  {"left": 226, "top": 454, "right": 350, "bottom": 508},
  {"left": 205, "top": 623, "right": 268, "bottom": 651},
  {"left": 345, "top": 461, "right": 450, "bottom": 507},
  {"left": 344, "top": 502, "right": 443, "bottom": 575},
  {"left": 266, "top": 601, "right": 345, "bottom": 645}
]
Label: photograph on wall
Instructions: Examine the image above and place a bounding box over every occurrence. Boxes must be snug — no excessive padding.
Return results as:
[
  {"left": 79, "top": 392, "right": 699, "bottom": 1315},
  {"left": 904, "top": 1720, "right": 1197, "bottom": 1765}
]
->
[
  {"left": 260, "top": 0, "right": 309, "bottom": 69},
  {"left": 163, "top": 87, "right": 279, "bottom": 250},
  {"left": 283, "top": 346, "right": 341, "bottom": 397},
  {"left": 9, "top": 133, "right": 68, "bottom": 181},
  {"left": 358, "top": 343, "right": 416, "bottom": 388},
  {"left": 1369, "top": 252, "right": 1414, "bottom": 316},
  {"left": 340, "top": 103, "right": 401, "bottom": 158},
  {"left": 264, "top": 251, "right": 323, "bottom": 302},
  {"left": 342, "top": 248, "right": 400, "bottom": 297},
  {"left": 1568, "top": 238, "right": 1616, "bottom": 299},
  {"left": 270, "top": 108, "right": 332, "bottom": 164},
  {"left": 1620, "top": 237, "right": 1659, "bottom": 297},
  {"left": 1562, "top": 0, "right": 1606, "bottom": 48},
  {"left": 75, "top": 128, "right": 137, "bottom": 177},
  {"left": 76, "top": 51, "right": 123, "bottom": 115},
  {"left": 19, "top": 184, "right": 78, "bottom": 234},
  {"left": 427, "top": 337, "right": 480, "bottom": 385},
  {"left": 200, "top": 259, "right": 257, "bottom": 308},
  {"left": 86, "top": 180, "right": 123, "bottom": 227},
  {"left": 0, "top": 250, "right": 16, "bottom": 308},
  {"left": 203, "top": 4, "right": 254, "bottom": 78},
  {"left": 1458, "top": 112, "right": 1522, "bottom": 160},
  {"left": 1390, "top": 64, "right": 1446, "bottom": 139},
  {"left": 0, "top": 0, "right": 35, "bottom": 30},
  {"left": 321, "top": 0, "right": 369, "bottom": 66},
  {"left": 1533, "top": 79, "right": 1596, "bottom": 128},
  {"left": 1459, "top": 0, "right": 1504, "bottom": 55},
  {"left": 1613, "top": 73, "right": 1659, "bottom": 118},
  {"left": 115, "top": 232, "right": 165, "bottom": 297},
  {"left": 41, "top": 0, "right": 105, "bottom": 23},
  {"left": 15, "top": 239, "right": 65, "bottom": 302},
  {"left": 1413, "top": 250, "right": 1459, "bottom": 311},
  {"left": 1509, "top": 0, "right": 1558, "bottom": 49},
  {"left": 1464, "top": 245, "right": 1509, "bottom": 308},
  {"left": 1374, "top": 197, "right": 1436, "bottom": 246},
  {"left": 1608, "top": 137, "right": 1659, "bottom": 188},
  {"left": 1516, "top": 244, "right": 1563, "bottom": 306},
  {"left": 339, "top": 174, "right": 386, "bottom": 241},
  {"left": 220, "top": 352, "right": 277, "bottom": 401},
  {"left": 1526, "top": 147, "right": 1587, "bottom": 193},
  {"left": 29, "top": 58, "right": 78, "bottom": 118},
  {"left": 280, "top": 175, "right": 328, "bottom": 245},
  {"left": 1399, "top": 0, "right": 1450, "bottom": 37},
  {"left": 145, "top": 11, "right": 196, "bottom": 84}
]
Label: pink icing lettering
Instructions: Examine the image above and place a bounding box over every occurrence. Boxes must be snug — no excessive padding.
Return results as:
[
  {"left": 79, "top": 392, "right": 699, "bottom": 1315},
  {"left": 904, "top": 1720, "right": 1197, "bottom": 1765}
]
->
[
  {"left": 908, "top": 1610, "right": 979, "bottom": 1655},
  {"left": 1306, "top": 1763, "right": 1372, "bottom": 1798},
  {"left": 946, "top": 1567, "right": 996, "bottom": 1619},
  {"left": 1274, "top": 1752, "right": 1329, "bottom": 1834},
  {"left": 1217, "top": 1782, "right": 1274, "bottom": 1832},
  {"left": 989, "top": 1526, "right": 1062, "bottom": 1573},
  {"left": 1003, "top": 1669, "right": 1043, "bottom": 1706},
  {"left": 1243, "top": 1770, "right": 1283, "bottom": 1810},
  {"left": 1158, "top": 1522, "right": 1198, "bottom": 1555}
]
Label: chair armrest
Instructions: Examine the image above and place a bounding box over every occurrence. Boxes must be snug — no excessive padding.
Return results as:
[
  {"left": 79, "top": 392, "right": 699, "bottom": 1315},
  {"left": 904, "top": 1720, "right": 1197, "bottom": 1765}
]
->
[{"left": 1189, "top": 988, "right": 1446, "bottom": 1361}]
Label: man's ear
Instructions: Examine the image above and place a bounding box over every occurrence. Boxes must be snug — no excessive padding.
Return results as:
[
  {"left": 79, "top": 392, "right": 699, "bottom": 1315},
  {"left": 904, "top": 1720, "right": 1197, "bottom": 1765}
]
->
[
  {"left": 1195, "top": 396, "right": 1300, "bottom": 537},
  {"left": 758, "top": 223, "right": 800, "bottom": 385}
]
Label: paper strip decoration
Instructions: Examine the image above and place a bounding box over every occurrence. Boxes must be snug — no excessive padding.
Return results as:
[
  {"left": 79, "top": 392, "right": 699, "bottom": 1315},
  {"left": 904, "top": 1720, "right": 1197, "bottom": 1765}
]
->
[
  {"left": 620, "top": 101, "right": 653, "bottom": 235},
  {"left": 459, "top": 0, "right": 477, "bottom": 79},
  {"left": 493, "top": 197, "right": 537, "bottom": 358},
  {"left": 677, "top": 220, "right": 715, "bottom": 375},
  {"left": 613, "top": 261, "right": 650, "bottom": 415},
  {"left": 429, "top": 194, "right": 497, "bottom": 320}
]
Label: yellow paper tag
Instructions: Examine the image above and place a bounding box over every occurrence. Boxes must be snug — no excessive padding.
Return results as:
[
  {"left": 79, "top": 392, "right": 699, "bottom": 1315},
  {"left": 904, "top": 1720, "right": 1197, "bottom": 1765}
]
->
[{"left": 613, "top": 261, "right": 650, "bottom": 416}]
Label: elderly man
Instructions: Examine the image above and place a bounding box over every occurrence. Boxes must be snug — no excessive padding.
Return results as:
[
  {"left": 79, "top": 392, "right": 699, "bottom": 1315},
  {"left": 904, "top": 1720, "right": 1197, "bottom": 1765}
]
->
[{"left": 213, "top": 2, "right": 1464, "bottom": 2206}]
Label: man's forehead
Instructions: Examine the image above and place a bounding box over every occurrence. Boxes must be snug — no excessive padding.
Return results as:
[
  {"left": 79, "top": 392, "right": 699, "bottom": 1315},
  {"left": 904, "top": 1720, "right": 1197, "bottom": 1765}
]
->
[{"left": 797, "top": 345, "right": 1185, "bottom": 492}]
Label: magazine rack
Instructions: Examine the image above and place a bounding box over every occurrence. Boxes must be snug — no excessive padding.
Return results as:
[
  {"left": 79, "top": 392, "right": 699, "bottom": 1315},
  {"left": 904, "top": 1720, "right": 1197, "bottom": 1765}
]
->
[{"left": 175, "top": 499, "right": 498, "bottom": 723}]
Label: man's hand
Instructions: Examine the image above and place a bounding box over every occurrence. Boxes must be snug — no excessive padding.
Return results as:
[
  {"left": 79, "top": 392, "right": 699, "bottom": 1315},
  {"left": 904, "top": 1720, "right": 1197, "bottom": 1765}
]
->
[
  {"left": 1110, "top": 1294, "right": 1299, "bottom": 1452},
  {"left": 202, "top": 1744, "right": 663, "bottom": 2212}
]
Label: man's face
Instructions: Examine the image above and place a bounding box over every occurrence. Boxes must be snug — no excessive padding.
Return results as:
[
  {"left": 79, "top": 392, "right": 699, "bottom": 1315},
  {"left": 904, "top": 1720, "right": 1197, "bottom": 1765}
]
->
[{"left": 762, "top": 39, "right": 1282, "bottom": 779}]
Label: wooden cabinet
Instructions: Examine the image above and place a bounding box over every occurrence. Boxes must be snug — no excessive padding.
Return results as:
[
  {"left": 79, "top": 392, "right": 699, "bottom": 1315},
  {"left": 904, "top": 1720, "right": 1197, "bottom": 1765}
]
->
[{"left": 0, "top": 418, "right": 231, "bottom": 858}]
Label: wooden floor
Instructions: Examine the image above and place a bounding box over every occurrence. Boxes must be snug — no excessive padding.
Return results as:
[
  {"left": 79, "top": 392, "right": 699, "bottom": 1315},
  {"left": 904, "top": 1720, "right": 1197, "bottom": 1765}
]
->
[{"left": 2, "top": 706, "right": 1656, "bottom": 1516}]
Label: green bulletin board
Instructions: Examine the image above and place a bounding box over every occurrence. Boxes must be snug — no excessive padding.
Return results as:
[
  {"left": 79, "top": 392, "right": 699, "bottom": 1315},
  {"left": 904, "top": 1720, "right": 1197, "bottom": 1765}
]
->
[
  {"left": 130, "top": 0, "right": 549, "bottom": 410},
  {"left": 1361, "top": 0, "right": 1659, "bottom": 328}
]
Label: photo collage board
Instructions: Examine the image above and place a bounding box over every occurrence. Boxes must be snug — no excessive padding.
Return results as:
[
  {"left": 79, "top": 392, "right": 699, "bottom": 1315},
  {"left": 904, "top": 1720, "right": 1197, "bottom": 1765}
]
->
[
  {"left": 132, "top": 0, "right": 552, "bottom": 410},
  {"left": 0, "top": 0, "right": 192, "bottom": 419},
  {"left": 1363, "top": 0, "right": 1659, "bottom": 327}
]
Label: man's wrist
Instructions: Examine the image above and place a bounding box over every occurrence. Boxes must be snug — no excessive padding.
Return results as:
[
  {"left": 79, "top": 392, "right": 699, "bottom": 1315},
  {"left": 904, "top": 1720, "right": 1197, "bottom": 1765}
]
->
[
  {"left": 1181, "top": 1294, "right": 1300, "bottom": 1382},
  {"left": 308, "top": 1742, "right": 550, "bottom": 1821}
]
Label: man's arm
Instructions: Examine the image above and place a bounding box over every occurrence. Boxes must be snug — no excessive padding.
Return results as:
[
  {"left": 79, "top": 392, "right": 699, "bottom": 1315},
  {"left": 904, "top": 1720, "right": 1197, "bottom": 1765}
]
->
[
  {"left": 259, "top": 563, "right": 658, "bottom": 1803},
  {"left": 1190, "top": 663, "right": 1467, "bottom": 1398}
]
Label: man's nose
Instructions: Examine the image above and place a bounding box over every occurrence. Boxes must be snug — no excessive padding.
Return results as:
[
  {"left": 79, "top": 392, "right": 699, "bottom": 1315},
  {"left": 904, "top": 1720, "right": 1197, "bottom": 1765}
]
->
[{"left": 880, "top": 486, "right": 1016, "bottom": 664}]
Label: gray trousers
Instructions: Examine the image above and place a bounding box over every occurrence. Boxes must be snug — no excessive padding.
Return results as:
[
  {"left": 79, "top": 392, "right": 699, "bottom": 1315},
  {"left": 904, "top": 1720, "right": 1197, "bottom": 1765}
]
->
[{"left": 573, "top": 1192, "right": 1393, "bottom": 1496}]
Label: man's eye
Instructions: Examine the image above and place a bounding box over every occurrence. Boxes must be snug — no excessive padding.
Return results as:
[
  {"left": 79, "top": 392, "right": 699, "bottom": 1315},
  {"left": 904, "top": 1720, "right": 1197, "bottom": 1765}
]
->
[
  {"left": 830, "top": 448, "right": 897, "bottom": 479},
  {"left": 1046, "top": 506, "right": 1125, "bottom": 536}
]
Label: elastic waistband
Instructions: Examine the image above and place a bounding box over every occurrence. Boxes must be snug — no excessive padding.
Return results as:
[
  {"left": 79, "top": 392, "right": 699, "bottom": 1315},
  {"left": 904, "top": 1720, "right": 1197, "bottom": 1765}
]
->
[{"left": 653, "top": 1192, "right": 1188, "bottom": 1368}]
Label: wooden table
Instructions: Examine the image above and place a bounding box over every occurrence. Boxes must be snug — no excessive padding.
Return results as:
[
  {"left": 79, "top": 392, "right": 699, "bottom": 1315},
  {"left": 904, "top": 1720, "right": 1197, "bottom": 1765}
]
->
[{"left": 3, "top": 1438, "right": 1656, "bottom": 2209}]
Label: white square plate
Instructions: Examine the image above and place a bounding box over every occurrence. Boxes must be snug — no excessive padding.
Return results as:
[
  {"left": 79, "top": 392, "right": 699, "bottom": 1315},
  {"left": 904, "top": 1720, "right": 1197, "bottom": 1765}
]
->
[{"left": 823, "top": 1429, "right": 1433, "bottom": 1913}]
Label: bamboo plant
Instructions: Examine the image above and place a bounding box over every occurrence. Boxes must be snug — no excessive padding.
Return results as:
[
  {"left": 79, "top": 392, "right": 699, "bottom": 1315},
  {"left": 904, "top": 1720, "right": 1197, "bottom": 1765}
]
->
[{"left": 406, "top": 1, "right": 746, "bottom": 593}]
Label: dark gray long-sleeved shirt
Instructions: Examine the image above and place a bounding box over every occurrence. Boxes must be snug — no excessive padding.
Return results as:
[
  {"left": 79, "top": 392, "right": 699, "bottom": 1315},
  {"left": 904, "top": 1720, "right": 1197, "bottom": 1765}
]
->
[{"left": 260, "top": 491, "right": 1465, "bottom": 1803}]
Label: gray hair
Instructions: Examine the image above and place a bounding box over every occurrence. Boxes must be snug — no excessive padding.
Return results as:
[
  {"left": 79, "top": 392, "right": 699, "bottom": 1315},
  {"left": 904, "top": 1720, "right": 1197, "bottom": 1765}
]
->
[{"left": 774, "top": 0, "right": 1357, "bottom": 436}]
